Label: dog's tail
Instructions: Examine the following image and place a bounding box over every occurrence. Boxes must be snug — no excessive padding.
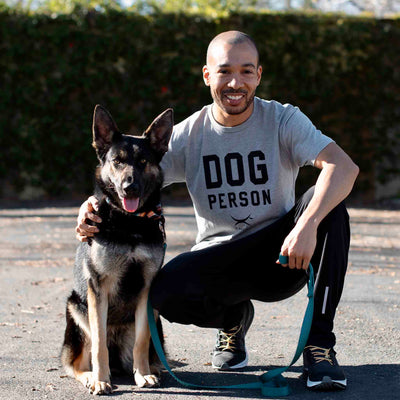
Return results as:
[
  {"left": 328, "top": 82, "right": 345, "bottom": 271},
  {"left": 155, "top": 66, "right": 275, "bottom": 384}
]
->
[{"left": 61, "top": 293, "right": 90, "bottom": 377}]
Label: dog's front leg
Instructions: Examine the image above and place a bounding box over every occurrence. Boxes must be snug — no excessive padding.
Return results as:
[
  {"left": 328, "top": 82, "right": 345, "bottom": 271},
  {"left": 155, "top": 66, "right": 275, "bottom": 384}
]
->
[
  {"left": 133, "top": 288, "right": 159, "bottom": 388},
  {"left": 87, "top": 282, "right": 112, "bottom": 395}
]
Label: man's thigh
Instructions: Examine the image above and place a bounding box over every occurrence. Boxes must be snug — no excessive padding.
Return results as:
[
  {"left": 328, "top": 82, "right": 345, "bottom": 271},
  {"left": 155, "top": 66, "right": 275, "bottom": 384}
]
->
[{"left": 150, "top": 214, "right": 307, "bottom": 315}]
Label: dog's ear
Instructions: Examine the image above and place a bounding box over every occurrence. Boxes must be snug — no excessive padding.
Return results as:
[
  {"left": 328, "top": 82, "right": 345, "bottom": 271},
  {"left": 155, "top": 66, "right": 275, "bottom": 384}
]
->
[
  {"left": 143, "top": 109, "right": 174, "bottom": 158},
  {"left": 92, "top": 105, "right": 121, "bottom": 160}
]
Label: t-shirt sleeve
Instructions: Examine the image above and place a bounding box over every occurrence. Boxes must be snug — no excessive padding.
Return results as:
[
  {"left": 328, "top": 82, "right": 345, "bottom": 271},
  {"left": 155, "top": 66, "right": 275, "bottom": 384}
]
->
[
  {"left": 160, "top": 121, "right": 187, "bottom": 187},
  {"left": 279, "top": 106, "right": 334, "bottom": 167}
]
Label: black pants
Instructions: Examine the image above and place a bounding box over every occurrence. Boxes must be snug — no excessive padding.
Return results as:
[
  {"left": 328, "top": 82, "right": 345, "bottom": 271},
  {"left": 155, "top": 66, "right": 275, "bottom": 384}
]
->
[{"left": 150, "top": 187, "right": 350, "bottom": 348}]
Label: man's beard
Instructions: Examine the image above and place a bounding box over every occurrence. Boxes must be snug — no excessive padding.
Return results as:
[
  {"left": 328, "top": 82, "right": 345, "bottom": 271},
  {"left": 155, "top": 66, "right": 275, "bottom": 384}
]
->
[{"left": 212, "top": 89, "right": 256, "bottom": 115}]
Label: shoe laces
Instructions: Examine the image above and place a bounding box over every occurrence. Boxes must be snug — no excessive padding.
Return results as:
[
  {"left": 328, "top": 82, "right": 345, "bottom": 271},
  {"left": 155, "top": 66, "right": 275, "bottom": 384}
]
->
[
  {"left": 305, "top": 345, "right": 335, "bottom": 366},
  {"left": 216, "top": 325, "right": 242, "bottom": 351}
]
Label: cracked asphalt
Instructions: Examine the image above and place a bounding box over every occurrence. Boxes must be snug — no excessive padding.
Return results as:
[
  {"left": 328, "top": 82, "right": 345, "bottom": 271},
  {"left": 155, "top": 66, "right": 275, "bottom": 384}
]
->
[{"left": 0, "top": 201, "right": 399, "bottom": 400}]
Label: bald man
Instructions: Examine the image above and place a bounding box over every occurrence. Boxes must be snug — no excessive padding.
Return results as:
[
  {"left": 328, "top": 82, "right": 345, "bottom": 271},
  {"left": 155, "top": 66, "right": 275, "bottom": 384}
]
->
[{"left": 76, "top": 31, "right": 358, "bottom": 391}]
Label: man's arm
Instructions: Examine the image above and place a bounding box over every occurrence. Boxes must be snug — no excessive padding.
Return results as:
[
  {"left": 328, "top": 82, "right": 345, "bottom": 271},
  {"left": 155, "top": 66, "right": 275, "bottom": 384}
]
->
[{"left": 279, "top": 142, "right": 359, "bottom": 270}]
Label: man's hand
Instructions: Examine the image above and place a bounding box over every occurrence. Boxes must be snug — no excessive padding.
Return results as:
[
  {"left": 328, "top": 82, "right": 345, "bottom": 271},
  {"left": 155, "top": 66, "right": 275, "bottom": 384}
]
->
[
  {"left": 277, "top": 220, "right": 317, "bottom": 270},
  {"left": 75, "top": 196, "right": 102, "bottom": 242}
]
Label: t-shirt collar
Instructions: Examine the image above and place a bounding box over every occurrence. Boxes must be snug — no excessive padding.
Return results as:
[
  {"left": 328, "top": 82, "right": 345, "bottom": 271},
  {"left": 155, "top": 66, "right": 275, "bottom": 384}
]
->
[{"left": 208, "top": 97, "right": 260, "bottom": 134}]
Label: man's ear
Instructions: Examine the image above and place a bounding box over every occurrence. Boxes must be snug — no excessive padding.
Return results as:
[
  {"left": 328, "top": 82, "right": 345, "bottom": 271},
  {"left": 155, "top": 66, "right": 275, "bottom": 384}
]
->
[
  {"left": 202, "top": 65, "right": 211, "bottom": 87},
  {"left": 256, "top": 65, "right": 263, "bottom": 86},
  {"left": 143, "top": 109, "right": 174, "bottom": 158},
  {"left": 92, "top": 105, "right": 121, "bottom": 161}
]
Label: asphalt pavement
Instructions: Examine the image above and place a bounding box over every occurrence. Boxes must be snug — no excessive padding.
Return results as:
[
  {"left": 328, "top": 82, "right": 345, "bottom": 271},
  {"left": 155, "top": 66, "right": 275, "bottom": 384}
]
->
[{"left": 0, "top": 202, "right": 399, "bottom": 400}]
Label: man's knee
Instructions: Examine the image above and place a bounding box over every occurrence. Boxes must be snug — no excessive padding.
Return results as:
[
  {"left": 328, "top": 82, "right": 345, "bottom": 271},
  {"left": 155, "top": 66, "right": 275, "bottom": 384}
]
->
[
  {"left": 295, "top": 187, "right": 349, "bottom": 227},
  {"left": 149, "top": 264, "right": 182, "bottom": 314},
  {"left": 325, "top": 201, "right": 350, "bottom": 228},
  {"left": 149, "top": 252, "right": 204, "bottom": 321},
  {"left": 149, "top": 273, "right": 166, "bottom": 312}
]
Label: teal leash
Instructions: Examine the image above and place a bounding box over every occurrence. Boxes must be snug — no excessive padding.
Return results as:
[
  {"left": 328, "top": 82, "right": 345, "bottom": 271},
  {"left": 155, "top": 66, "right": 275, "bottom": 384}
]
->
[{"left": 147, "top": 254, "right": 314, "bottom": 397}]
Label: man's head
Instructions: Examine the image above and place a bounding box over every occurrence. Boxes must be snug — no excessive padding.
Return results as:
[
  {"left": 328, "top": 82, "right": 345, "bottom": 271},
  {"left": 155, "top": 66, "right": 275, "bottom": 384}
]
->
[{"left": 203, "top": 31, "right": 262, "bottom": 127}]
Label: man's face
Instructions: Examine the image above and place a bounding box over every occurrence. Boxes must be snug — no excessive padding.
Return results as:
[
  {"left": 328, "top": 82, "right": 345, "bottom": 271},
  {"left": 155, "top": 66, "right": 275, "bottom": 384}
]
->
[{"left": 203, "top": 41, "right": 262, "bottom": 126}]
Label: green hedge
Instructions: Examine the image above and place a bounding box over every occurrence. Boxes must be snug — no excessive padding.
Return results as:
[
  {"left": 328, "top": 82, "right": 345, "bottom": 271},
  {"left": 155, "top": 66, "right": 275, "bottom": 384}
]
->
[{"left": 1, "top": 9, "right": 399, "bottom": 199}]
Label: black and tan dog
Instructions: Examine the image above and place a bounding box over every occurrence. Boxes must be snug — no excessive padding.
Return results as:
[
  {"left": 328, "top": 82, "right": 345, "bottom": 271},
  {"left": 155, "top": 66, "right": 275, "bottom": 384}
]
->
[{"left": 61, "top": 105, "right": 173, "bottom": 395}]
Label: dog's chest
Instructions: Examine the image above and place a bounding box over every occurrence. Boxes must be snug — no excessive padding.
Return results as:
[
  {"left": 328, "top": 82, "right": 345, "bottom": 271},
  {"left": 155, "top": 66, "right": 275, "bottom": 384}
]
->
[
  {"left": 90, "top": 240, "right": 163, "bottom": 279},
  {"left": 83, "top": 210, "right": 165, "bottom": 306}
]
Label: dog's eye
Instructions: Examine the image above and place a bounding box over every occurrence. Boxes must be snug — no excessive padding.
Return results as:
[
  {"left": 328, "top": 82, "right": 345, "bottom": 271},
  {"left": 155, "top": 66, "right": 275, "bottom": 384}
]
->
[
  {"left": 140, "top": 159, "right": 147, "bottom": 165},
  {"left": 113, "top": 159, "right": 121, "bottom": 166}
]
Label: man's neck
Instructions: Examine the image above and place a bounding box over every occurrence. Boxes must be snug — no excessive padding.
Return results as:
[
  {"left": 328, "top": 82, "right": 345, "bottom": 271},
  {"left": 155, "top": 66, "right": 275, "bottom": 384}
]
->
[{"left": 211, "top": 102, "right": 254, "bottom": 127}]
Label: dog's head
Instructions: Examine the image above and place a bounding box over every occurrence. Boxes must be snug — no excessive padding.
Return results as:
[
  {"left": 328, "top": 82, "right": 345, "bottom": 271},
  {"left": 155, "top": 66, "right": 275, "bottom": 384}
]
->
[{"left": 92, "top": 105, "right": 173, "bottom": 213}]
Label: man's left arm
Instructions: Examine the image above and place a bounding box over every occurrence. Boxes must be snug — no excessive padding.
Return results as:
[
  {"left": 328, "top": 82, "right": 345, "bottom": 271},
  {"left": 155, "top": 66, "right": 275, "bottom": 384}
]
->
[{"left": 279, "top": 142, "right": 359, "bottom": 270}]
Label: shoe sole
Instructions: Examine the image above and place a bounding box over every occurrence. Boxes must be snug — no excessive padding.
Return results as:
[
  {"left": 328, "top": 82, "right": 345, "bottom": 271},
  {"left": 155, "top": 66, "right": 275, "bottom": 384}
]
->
[
  {"left": 212, "top": 351, "right": 249, "bottom": 371},
  {"left": 307, "top": 375, "right": 347, "bottom": 391}
]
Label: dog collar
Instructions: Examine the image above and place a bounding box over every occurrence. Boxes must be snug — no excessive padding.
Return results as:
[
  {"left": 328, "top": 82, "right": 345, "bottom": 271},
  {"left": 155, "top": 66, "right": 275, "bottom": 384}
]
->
[
  {"left": 133, "top": 203, "right": 164, "bottom": 220},
  {"left": 133, "top": 203, "right": 166, "bottom": 243},
  {"left": 104, "top": 197, "right": 166, "bottom": 242}
]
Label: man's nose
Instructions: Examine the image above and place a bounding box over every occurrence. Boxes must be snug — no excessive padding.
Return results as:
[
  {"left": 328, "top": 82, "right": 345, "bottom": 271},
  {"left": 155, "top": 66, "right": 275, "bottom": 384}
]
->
[{"left": 227, "top": 74, "right": 243, "bottom": 89}]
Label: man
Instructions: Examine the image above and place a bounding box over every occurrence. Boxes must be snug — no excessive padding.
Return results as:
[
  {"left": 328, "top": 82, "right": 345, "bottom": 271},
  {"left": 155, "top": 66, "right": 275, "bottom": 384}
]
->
[{"left": 76, "top": 31, "right": 359, "bottom": 391}]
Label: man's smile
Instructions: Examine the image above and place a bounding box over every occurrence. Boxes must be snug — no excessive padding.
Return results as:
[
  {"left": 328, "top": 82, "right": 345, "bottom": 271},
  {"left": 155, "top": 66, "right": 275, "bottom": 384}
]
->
[
  {"left": 226, "top": 94, "right": 244, "bottom": 100},
  {"left": 223, "top": 91, "right": 247, "bottom": 106}
]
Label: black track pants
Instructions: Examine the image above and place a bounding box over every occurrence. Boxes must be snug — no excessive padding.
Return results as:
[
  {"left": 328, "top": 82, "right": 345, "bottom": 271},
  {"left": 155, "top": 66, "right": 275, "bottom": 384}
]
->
[{"left": 150, "top": 187, "right": 350, "bottom": 348}]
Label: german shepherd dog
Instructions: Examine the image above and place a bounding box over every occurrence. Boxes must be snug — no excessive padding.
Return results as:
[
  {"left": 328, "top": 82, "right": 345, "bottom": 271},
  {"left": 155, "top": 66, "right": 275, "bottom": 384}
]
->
[{"left": 61, "top": 105, "right": 173, "bottom": 395}]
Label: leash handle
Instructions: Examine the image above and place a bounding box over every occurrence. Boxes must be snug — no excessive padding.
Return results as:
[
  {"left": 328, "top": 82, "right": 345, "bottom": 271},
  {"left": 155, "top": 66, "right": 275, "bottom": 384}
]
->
[
  {"left": 278, "top": 254, "right": 289, "bottom": 264},
  {"left": 148, "top": 254, "right": 314, "bottom": 397}
]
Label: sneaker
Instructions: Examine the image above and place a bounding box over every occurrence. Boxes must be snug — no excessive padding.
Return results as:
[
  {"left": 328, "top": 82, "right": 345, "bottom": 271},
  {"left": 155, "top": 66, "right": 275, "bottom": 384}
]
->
[
  {"left": 303, "top": 346, "right": 347, "bottom": 391},
  {"left": 211, "top": 301, "right": 254, "bottom": 371}
]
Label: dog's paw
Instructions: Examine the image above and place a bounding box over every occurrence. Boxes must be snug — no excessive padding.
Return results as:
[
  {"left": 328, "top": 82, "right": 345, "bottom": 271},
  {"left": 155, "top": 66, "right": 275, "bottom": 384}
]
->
[
  {"left": 134, "top": 371, "right": 160, "bottom": 388},
  {"left": 78, "top": 371, "right": 112, "bottom": 395},
  {"left": 77, "top": 371, "right": 93, "bottom": 389},
  {"left": 88, "top": 380, "right": 113, "bottom": 395}
]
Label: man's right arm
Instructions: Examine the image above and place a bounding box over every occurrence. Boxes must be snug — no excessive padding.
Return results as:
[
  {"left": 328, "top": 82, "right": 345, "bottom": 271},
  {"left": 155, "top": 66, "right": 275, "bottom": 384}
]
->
[{"left": 75, "top": 196, "right": 102, "bottom": 242}]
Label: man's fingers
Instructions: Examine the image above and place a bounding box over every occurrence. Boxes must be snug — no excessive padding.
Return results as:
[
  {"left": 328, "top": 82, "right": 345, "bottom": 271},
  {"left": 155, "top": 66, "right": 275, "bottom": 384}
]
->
[
  {"left": 77, "top": 198, "right": 101, "bottom": 223},
  {"left": 289, "top": 256, "right": 310, "bottom": 270},
  {"left": 75, "top": 225, "right": 96, "bottom": 242},
  {"left": 76, "top": 233, "right": 89, "bottom": 242},
  {"left": 76, "top": 223, "right": 99, "bottom": 235},
  {"left": 77, "top": 210, "right": 101, "bottom": 225},
  {"left": 288, "top": 255, "right": 296, "bottom": 269},
  {"left": 88, "top": 195, "right": 99, "bottom": 212},
  {"left": 278, "top": 255, "right": 310, "bottom": 270},
  {"left": 301, "top": 258, "right": 310, "bottom": 270},
  {"left": 84, "top": 211, "right": 102, "bottom": 224}
]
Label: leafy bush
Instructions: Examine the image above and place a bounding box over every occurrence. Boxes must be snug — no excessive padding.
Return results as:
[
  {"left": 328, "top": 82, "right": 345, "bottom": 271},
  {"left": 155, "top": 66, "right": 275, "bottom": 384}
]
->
[{"left": 0, "top": 9, "right": 399, "bottom": 200}]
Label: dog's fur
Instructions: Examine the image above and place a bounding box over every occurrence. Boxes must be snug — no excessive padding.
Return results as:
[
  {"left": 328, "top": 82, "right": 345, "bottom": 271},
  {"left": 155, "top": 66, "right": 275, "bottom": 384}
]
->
[{"left": 61, "top": 105, "right": 173, "bottom": 395}]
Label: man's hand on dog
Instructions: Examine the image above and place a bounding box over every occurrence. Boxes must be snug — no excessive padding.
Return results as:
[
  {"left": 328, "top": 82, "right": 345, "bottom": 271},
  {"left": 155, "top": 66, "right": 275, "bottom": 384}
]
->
[{"left": 75, "top": 196, "right": 102, "bottom": 242}]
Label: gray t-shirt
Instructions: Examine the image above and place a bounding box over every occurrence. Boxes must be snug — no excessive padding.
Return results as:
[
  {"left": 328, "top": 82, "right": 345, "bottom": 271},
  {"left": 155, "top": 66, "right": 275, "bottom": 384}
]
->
[{"left": 161, "top": 97, "right": 333, "bottom": 249}]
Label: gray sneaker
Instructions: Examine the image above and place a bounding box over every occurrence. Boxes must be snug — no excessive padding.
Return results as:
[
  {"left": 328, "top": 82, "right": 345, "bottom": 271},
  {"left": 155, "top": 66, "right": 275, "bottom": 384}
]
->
[{"left": 212, "top": 301, "right": 254, "bottom": 371}]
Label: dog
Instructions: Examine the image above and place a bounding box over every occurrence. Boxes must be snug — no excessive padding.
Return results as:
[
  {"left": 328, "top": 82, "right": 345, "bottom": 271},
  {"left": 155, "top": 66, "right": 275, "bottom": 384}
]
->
[{"left": 61, "top": 105, "right": 173, "bottom": 395}]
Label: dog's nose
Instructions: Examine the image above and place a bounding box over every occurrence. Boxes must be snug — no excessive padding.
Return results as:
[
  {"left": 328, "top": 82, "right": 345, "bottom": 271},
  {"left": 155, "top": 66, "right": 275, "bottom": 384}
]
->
[{"left": 122, "top": 180, "right": 139, "bottom": 196}]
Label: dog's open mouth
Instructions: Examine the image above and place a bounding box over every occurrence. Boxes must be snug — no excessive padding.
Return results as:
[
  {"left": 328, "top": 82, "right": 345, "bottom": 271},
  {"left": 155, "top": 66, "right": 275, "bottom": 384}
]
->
[{"left": 122, "top": 197, "right": 139, "bottom": 213}]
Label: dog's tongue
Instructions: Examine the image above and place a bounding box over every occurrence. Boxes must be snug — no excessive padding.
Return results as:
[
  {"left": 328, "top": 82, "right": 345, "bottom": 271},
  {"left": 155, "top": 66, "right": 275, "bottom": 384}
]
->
[{"left": 123, "top": 197, "right": 139, "bottom": 213}]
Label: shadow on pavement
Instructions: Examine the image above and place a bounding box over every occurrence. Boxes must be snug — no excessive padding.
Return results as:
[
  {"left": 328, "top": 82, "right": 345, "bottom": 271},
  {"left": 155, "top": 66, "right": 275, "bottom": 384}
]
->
[{"left": 111, "top": 364, "right": 400, "bottom": 399}]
